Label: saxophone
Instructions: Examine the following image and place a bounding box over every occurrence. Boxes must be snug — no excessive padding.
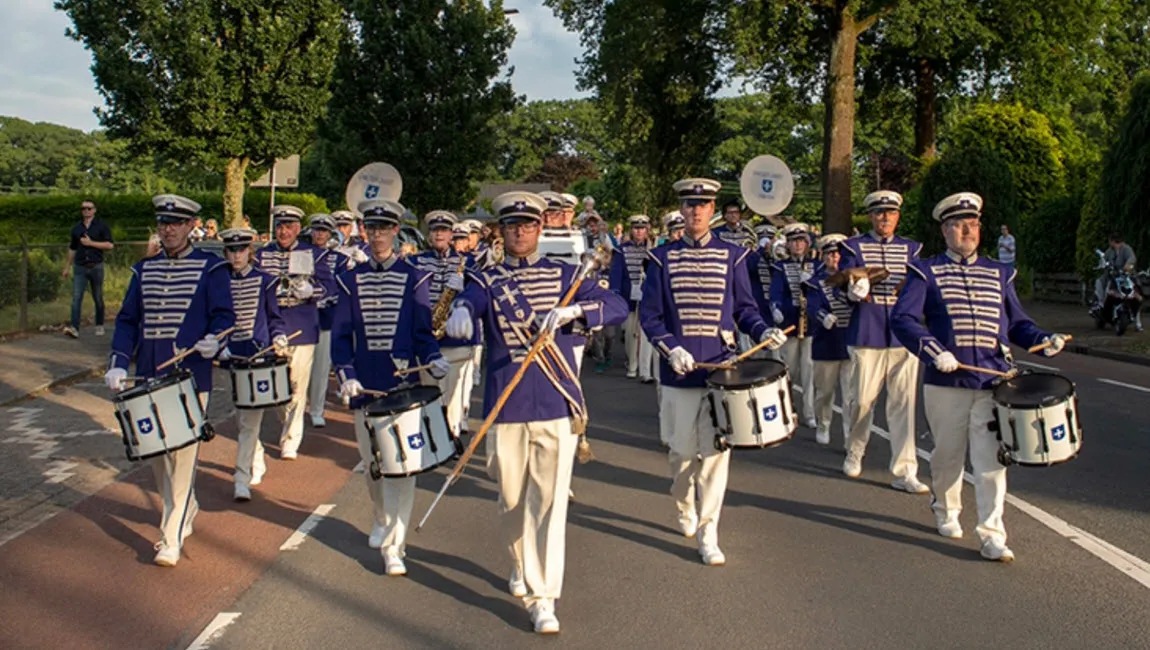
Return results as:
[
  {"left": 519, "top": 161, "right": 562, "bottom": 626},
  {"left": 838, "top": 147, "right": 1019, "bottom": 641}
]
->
[{"left": 432, "top": 256, "right": 468, "bottom": 339}]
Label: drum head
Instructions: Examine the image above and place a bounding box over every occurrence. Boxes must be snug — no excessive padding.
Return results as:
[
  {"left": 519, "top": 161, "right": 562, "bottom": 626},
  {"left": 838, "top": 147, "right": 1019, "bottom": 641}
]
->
[
  {"left": 114, "top": 369, "right": 193, "bottom": 402},
  {"left": 231, "top": 355, "right": 286, "bottom": 370},
  {"left": 993, "top": 372, "right": 1075, "bottom": 408},
  {"left": 365, "top": 385, "right": 443, "bottom": 416},
  {"left": 707, "top": 359, "right": 787, "bottom": 390}
]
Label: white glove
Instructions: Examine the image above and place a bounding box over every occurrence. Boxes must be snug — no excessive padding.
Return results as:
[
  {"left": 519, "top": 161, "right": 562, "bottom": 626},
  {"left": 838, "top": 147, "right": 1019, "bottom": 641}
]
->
[
  {"left": 771, "top": 308, "right": 785, "bottom": 325},
  {"left": 934, "top": 351, "right": 959, "bottom": 373},
  {"left": 540, "top": 305, "right": 584, "bottom": 336},
  {"left": 1043, "top": 334, "right": 1068, "bottom": 357},
  {"left": 393, "top": 357, "right": 410, "bottom": 373},
  {"left": 339, "top": 379, "right": 363, "bottom": 399},
  {"left": 629, "top": 285, "right": 643, "bottom": 302},
  {"left": 445, "top": 305, "right": 473, "bottom": 340},
  {"left": 273, "top": 335, "right": 290, "bottom": 356},
  {"left": 668, "top": 346, "right": 696, "bottom": 375},
  {"left": 104, "top": 368, "right": 127, "bottom": 391},
  {"left": 194, "top": 334, "right": 220, "bottom": 359},
  {"left": 428, "top": 356, "right": 451, "bottom": 379},
  {"left": 217, "top": 347, "right": 233, "bottom": 362},
  {"left": 353, "top": 248, "right": 369, "bottom": 264},
  {"left": 445, "top": 272, "right": 465, "bottom": 293},
  {"left": 847, "top": 277, "right": 870, "bottom": 301},
  {"left": 760, "top": 327, "right": 788, "bottom": 349},
  {"left": 800, "top": 270, "right": 813, "bottom": 283},
  {"left": 292, "top": 280, "right": 315, "bottom": 300},
  {"left": 821, "top": 313, "right": 837, "bottom": 329}
]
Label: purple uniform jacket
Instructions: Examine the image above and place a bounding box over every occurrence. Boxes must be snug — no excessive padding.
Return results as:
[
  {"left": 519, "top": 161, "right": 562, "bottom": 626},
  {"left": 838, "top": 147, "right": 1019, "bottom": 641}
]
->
[
  {"left": 803, "top": 267, "right": 852, "bottom": 361},
  {"left": 317, "top": 247, "right": 349, "bottom": 332},
  {"left": 891, "top": 252, "right": 1048, "bottom": 390},
  {"left": 410, "top": 249, "right": 480, "bottom": 348},
  {"left": 254, "top": 240, "right": 335, "bottom": 346},
  {"left": 224, "top": 266, "right": 287, "bottom": 359},
  {"left": 609, "top": 240, "right": 651, "bottom": 310},
  {"left": 640, "top": 233, "right": 770, "bottom": 389},
  {"left": 840, "top": 232, "right": 923, "bottom": 348},
  {"left": 746, "top": 250, "right": 774, "bottom": 323},
  {"left": 769, "top": 256, "right": 820, "bottom": 334}
]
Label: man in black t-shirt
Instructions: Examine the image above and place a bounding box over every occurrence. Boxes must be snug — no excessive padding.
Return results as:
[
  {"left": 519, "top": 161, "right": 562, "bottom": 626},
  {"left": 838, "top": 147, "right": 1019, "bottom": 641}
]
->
[{"left": 62, "top": 200, "right": 115, "bottom": 338}]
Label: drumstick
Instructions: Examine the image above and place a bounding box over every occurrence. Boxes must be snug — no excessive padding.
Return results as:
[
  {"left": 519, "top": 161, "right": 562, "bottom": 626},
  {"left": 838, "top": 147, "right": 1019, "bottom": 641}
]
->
[
  {"left": 244, "top": 330, "right": 303, "bottom": 361},
  {"left": 393, "top": 357, "right": 467, "bottom": 377},
  {"left": 695, "top": 325, "right": 797, "bottom": 371},
  {"left": 156, "top": 326, "right": 236, "bottom": 371},
  {"left": 956, "top": 363, "right": 1014, "bottom": 378},
  {"left": 1027, "top": 334, "right": 1072, "bottom": 354}
]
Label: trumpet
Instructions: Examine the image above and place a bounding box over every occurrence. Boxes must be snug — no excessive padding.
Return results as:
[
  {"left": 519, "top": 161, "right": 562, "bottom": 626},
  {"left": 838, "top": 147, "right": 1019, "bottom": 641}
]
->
[{"left": 432, "top": 257, "right": 467, "bottom": 339}]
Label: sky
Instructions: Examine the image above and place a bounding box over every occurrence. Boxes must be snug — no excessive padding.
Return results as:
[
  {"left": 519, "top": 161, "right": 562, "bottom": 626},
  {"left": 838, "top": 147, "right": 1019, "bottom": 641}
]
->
[{"left": 0, "top": 0, "right": 591, "bottom": 133}]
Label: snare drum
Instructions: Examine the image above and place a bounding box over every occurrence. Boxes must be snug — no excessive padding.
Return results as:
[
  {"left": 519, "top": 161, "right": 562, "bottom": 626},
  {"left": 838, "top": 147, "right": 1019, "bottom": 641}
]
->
[
  {"left": 363, "top": 385, "right": 458, "bottom": 479},
  {"left": 230, "top": 356, "right": 292, "bottom": 409},
  {"left": 991, "top": 372, "right": 1082, "bottom": 466},
  {"left": 707, "top": 359, "right": 796, "bottom": 449},
  {"left": 112, "top": 370, "right": 213, "bottom": 462}
]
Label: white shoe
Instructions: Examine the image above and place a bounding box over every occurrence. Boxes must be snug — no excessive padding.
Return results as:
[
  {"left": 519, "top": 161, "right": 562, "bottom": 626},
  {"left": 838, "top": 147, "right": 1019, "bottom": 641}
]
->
[
  {"left": 528, "top": 599, "right": 560, "bottom": 634},
  {"left": 980, "top": 538, "right": 1015, "bottom": 562},
  {"left": 250, "top": 470, "right": 264, "bottom": 486},
  {"left": 234, "top": 484, "right": 252, "bottom": 502},
  {"left": 153, "top": 543, "right": 180, "bottom": 567},
  {"left": 843, "top": 452, "right": 862, "bottom": 478},
  {"left": 815, "top": 429, "right": 830, "bottom": 445},
  {"left": 281, "top": 450, "right": 298, "bottom": 461},
  {"left": 803, "top": 417, "right": 817, "bottom": 429},
  {"left": 626, "top": 371, "right": 638, "bottom": 379},
  {"left": 383, "top": 547, "right": 407, "bottom": 576},
  {"left": 309, "top": 414, "right": 326, "bottom": 428},
  {"left": 368, "top": 524, "right": 385, "bottom": 549},
  {"left": 509, "top": 567, "right": 527, "bottom": 598},
  {"left": 94, "top": 326, "right": 105, "bottom": 336},
  {"left": 698, "top": 542, "right": 726, "bottom": 566},
  {"left": 937, "top": 518, "right": 963, "bottom": 539},
  {"left": 677, "top": 511, "right": 699, "bottom": 538},
  {"left": 891, "top": 475, "right": 930, "bottom": 494}
]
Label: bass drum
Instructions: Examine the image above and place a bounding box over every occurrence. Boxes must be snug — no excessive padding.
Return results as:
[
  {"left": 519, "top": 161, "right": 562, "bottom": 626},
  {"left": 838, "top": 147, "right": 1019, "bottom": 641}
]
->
[{"left": 707, "top": 359, "right": 796, "bottom": 449}]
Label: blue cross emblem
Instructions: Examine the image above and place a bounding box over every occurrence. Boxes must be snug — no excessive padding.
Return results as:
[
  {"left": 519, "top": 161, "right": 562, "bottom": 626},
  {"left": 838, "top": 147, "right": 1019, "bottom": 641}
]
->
[
  {"left": 137, "top": 418, "right": 154, "bottom": 435},
  {"left": 408, "top": 433, "right": 426, "bottom": 450},
  {"left": 1051, "top": 424, "right": 1066, "bottom": 442},
  {"left": 514, "top": 200, "right": 526, "bottom": 211},
  {"left": 163, "top": 201, "right": 176, "bottom": 211},
  {"left": 256, "top": 380, "right": 270, "bottom": 393},
  {"left": 693, "top": 184, "right": 704, "bottom": 194},
  {"left": 365, "top": 184, "right": 379, "bottom": 199},
  {"left": 762, "top": 406, "right": 778, "bottom": 422},
  {"left": 761, "top": 179, "right": 774, "bottom": 194}
]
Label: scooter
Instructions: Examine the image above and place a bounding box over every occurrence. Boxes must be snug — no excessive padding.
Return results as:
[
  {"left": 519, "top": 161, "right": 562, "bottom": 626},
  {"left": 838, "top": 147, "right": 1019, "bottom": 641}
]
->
[{"left": 1089, "top": 250, "right": 1145, "bottom": 335}]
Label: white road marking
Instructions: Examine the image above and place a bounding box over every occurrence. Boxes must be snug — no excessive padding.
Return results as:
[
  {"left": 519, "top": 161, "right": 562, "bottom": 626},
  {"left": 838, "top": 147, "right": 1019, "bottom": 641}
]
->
[
  {"left": 1, "top": 406, "right": 109, "bottom": 483},
  {"left": 279, "top": 504, "right": 335, "bottom": 551},
  {"left": 827, "top": 403, "right": 1150, "bottom": 590},
  {"left": 1017, "top": 360, "right": 1059, "bottom": 371},
  {"left": 1097, "top": 378, "right": 1150, "bottom": 394},
  {"left": 185, "top": 612, "right": 242, "bottom": 650}
]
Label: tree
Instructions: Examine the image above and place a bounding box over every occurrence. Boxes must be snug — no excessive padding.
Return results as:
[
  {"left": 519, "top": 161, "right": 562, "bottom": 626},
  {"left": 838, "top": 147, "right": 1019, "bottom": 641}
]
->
[
  {"left": 1098, "top": 72, "right": 1150, "bottom": 267},
  {"left": 488, "top": 99, "right": 611, "bottom": 182},
  {"left": 316, "top": 0, "right": 516, "bottom": 213},
  {"left": 56, "top": 0, "right": 342, "bottom": 226},
  {"left": 524, "top": 154, "right": 599, "bottom": 191}
]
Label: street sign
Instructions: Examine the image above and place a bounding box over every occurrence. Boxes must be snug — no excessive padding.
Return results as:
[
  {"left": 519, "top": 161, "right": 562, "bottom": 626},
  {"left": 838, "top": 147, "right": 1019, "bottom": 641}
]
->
[{"left": 250, "top": 156, "right": 301, "bottom": 188}]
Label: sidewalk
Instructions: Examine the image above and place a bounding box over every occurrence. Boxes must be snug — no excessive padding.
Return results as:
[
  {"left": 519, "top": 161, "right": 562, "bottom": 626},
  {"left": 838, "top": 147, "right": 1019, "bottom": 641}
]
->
[
  {"left": 1021, "top": 300, "right": 1149, "bottom": 365},
  {"left": 0, "top": 327, "right": 109, "bottom": 406}
]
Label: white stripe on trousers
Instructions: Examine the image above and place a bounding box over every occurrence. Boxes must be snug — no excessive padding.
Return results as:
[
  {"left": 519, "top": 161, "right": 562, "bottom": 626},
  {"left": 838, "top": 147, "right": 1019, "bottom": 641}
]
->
[{"left": 846, "top": 345, "right": 920, "bottom": 479}]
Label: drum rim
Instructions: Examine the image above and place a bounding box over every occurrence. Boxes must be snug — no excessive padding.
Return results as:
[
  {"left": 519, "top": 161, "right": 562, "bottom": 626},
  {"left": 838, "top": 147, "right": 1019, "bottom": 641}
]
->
[
  {"left": 229, "top": 356, "right": 289, "bottom": 370},
  {"left": 364, "top": 384, "right": 444, "bottom": 415},
  {"left": 706, "top": 359, "right": 788, "bottom": 390},
  {"left": 992, "top": 371, "right": 1076, "bottom": 408},
  {"left": 113, "top": 369, "right": 195, "bottom": 403},
  {"left": 379, "top": 452, "right": 459, "bottom": 478}
]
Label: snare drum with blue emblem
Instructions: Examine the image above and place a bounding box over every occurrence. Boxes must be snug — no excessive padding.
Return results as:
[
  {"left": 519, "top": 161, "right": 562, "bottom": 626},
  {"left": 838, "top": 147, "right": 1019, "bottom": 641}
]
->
[
  {"left": 362, "top": 385, "right": 458, "bottom": 480},
  {"left": 707, "top": 359, "right": 796, "bottom": 450},
  {"left": 112, "top": 370, "right": 212, "bottom": 461},
  {"left": 230, "top": 356, "right": 292, "bottom": 409},
  {"left": 991, "top": 372, "right": 1082, "bottom": 466}
]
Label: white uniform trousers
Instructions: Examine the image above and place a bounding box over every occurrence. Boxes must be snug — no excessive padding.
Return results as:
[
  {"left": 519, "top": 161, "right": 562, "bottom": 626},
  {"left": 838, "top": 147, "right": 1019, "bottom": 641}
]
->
[
  {"left": 812, "top": 358, "right": 854, "bottom": 444},
  {"left": 923, "top": 385, "right": 1007, "bottom": 545},
  {"left": 846, "top": 346, "right": 920, "bottom": 479},
  {"left": 353, "top": 410, "right": 416, "bottom": 552},
  {"left": 234, "top": 408, "right": 268, "bottom": 487},
  {"left": 661, "top": 386, "right": 730, "bottom": 546},
  {"left": 420, "top": 345, "right": 476, "bottom": 435},
  {"left": 779, "top": 336, "right": 815, "bottom": 423},
  {"left": 307, "top": 329, "right": 332, "bottom": 421},
  {"left": 495, "top": 417, "right": 576, "bottom": 601},
  {"left": 278, "top": 344, "right": 315, "bottom": 456},
  {"left": 573, "top": 342, "right": 586, "bottom": 375},
  {"left": 148, "top": 391, "right": 208, "bottom": 548},
  {"left": 623, "top": 311, "right": 654, "bottom": 379},
  {"left": 472, "top": 344, "right": 483, "bottom": 387}
]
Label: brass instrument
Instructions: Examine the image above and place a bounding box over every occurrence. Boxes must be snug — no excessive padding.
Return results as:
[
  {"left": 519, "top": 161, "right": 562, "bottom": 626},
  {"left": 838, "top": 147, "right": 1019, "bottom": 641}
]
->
[
  {"left": 432, "top": 256, "right": 468, "bottom": 339},
  {"left": 798, "top": 258, "right": 808, "bottom": 339}
]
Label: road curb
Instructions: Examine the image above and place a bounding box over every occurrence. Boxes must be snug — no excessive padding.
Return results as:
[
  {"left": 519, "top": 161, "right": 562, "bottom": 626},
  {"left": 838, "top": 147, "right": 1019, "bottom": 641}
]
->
[
  {"left": 1067, "top": 344, "right": 1150, "bottom": 368},
  {"left": 0, "top": 364, "right": 105, "bottom": 409}
]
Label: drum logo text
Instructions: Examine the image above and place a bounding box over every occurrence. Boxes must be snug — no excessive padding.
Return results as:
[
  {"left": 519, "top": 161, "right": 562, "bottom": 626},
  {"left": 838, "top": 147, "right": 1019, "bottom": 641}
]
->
[
  {"left": 763, "top": 406, "right": 778, "bottom": 422},
  {"left": 1051, "top": 424, "right": 1066, "bottom": 441},
  {"left": 257, "top": 380, "right": 270, "bottom": 393},
  {"left": 408, "top": 433, "right": 425, "bottom": 450},
  {"left": 137, "top": 418, "right": 154, "bottom": 434}
]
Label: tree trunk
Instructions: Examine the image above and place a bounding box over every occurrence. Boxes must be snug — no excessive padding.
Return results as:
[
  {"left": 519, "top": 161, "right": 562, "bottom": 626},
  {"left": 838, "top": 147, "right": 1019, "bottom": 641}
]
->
[
  {"left": 821, "top": 9, "right": 860, "bottom": 236},
  {"left": 914, "top": 57, "right": 937, "bottom": 161},
  {"left": 223, "top": 157, "right": 250, "bottom": 229}
]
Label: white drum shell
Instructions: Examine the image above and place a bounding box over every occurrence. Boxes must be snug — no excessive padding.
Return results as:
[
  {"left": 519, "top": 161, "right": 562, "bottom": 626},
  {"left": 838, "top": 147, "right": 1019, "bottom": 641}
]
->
[
  {"left": 994, "top": 396, "right": 1081, "bottom": 466},
  {"left": 366, "top": 397, "right": 458, "bottom": 478},
  {"left": 114, "top": 375, "right": 205, "bottom": 461},
  {"left": 231, "top": 360, "right": 292, "bottom": 409},
  {"left": 710, "top": 373, "right": 796, "bottom": 448}
]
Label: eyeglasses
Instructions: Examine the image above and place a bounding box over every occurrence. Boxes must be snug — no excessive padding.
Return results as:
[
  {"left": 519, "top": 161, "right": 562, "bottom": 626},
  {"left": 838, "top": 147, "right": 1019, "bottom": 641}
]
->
[
  {"left": 504, "top": 222, "right": 540, "bottom": 234},
  {"left": 80, "top": 206, "right": 95, "bottom": 211}
]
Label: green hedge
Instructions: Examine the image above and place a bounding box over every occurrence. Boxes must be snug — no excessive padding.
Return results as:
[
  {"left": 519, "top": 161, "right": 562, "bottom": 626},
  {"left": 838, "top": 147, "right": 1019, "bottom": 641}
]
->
[
  {"left": 1023, "top": 193, "right": 1082, "bottom": 274},
  {"left": 1098, "top": 72, "right": 1150, "bottom": 269},
  {"left": 0, "top": 190, "right": 330, "bottom": 244},
  {"left": 0, "top": 249, "right": 63, "bottom": 308},
  {"left": 914, "top": 148, "right": 1022, "bottom": 258}
]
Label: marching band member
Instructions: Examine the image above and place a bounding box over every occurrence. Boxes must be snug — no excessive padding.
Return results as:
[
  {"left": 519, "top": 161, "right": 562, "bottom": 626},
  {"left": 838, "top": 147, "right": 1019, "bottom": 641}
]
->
[
  {"left": 839, "top": 191, "right": 929, "bottom": 494},
  {"left": 254, "top": 205, "right": 336, "bottom": 460},
  {"left": 745, "top": 226, "right": 778, "bottom": 360},
  {"left": 105, "top": 194, "right": 234, "bottom": 566},
  {"left": 306, "top": 214, "right": 348, "bottom": 428},
  {"left": 659, "top": 212, "right": 686, "bottom": 246},
  {"left": 611, "top": 215, "right": 655, "bottom": 382},
  {"left": 217, "top": 228, "right": 288, "bottom": 500},
  {"left": 804, "top": 234, "right": 854, "bottom": 446},
  {"left": 444, "top": 191, "right": 627, "bottom": 634},
  {"left": 582, "top": 212, "right": 616, "bottom": 374},
  {"left": 451, "top": 222, "right": 472, "bottom": 254},
  {"left": 334, "top": 210, "right": 370, "bottom": 258},
  {"left": 891, "top": 192, "right": 1068, "bottom": 561},
  {"left": 769, "top": 223, "right": 817, "bottom": 428},
  {"left": 711, "top": 199, "right": 755, "bottom": 248},
  {"left": 331, "top": 199, "right": 450, "bottom": 575},
  {"left": 560, "top": 193, "right": 579, "bottom": 229},
  {"left": 640, "top": 178, "right": 787, "bottom": 566},
  {"left": 411, "top": 211, "right": 480, "bottom": 436},
  {"left": 540, "top": 192, "right": 567, "bottom": 230}
]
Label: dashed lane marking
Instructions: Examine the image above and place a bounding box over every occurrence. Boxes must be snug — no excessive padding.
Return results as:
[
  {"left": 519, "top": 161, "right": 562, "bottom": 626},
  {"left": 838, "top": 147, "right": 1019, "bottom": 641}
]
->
[
  {"left": 1097, "top": 378, "right": 1150, "bottom": 394},
  {"left": 185, "top": 612, "right": 242, "bottom": 650},
  {"left": 279, "top": 504, "right": 335, "bottom": 552}
]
